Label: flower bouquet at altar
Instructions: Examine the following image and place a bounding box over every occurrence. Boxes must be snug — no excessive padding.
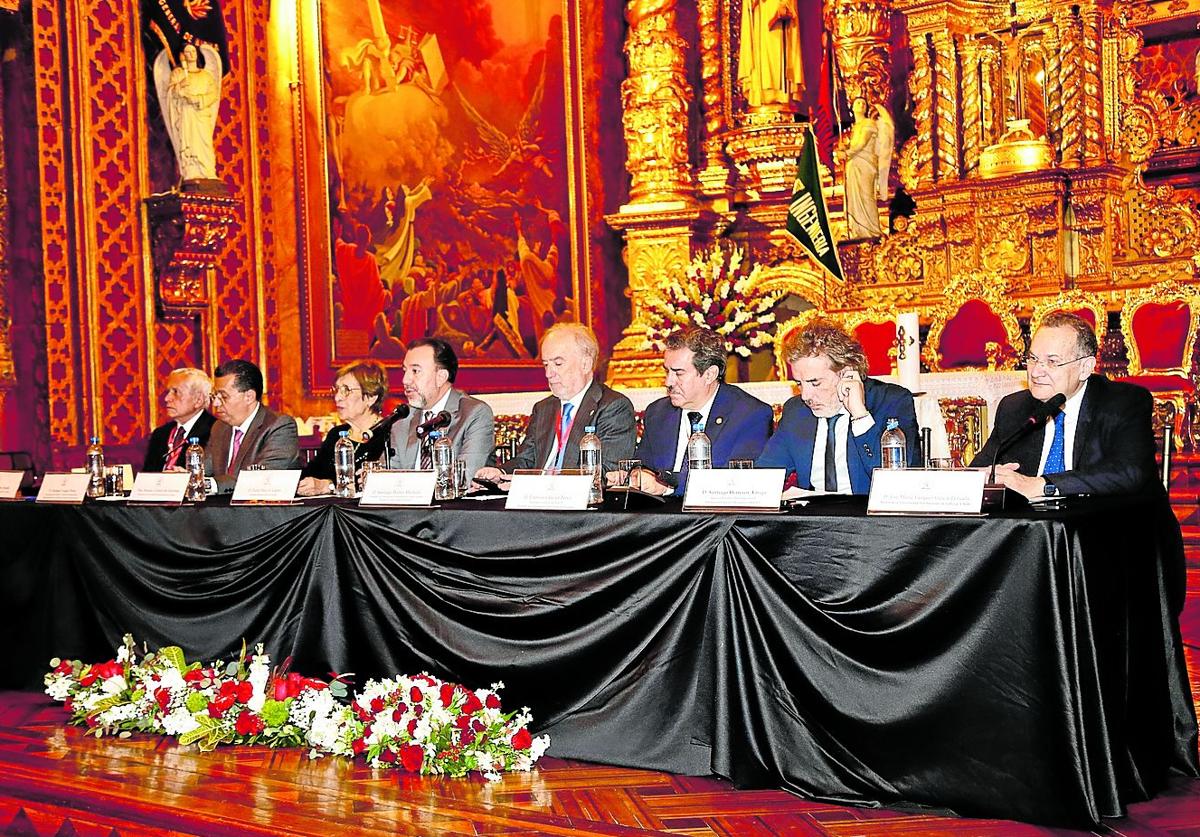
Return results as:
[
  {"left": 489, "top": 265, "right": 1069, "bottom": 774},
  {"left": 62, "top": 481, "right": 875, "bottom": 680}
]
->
[
  {"left": 645, "top": 243, "right": 784, "bottom": 358},
  {"left": 44, "top": 636, "right": 549, "bottom": 780}
]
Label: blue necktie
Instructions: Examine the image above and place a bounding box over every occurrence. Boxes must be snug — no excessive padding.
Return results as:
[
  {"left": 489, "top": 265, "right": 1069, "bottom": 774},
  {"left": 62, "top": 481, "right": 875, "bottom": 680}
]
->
[
  {"left": 553, "top": 402, "right": 575, "bottom": 468},
  {"left": 1043, "top": 411, "right": 1066, "bottom": 475}
]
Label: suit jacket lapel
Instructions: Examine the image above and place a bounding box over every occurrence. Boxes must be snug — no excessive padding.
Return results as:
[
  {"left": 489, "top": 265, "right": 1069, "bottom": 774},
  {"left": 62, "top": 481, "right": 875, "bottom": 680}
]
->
[
  {"left": 565, "top": 381, "right": 602, "bottom": 457},
  {"left": 796, "top": 410, "right": 817, "bottom": 488},
  {"left": 1071, "top": 377, "right": 1099, "bottom": 468},
  {"left": 704, "top": 384, "right": 732, "bottom": 450},
  {"left": 231, "top": 408, "right": 267, "bottom": 473},
  {"left": 209, "top": 421, "right": 231, "bottom": 476}
]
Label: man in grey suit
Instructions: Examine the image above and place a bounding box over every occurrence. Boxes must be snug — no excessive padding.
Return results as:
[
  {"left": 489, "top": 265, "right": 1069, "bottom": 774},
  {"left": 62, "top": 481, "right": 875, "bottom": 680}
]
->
[
  {"left": 389, "top": 337, "right": 496, "bottom": 476},
  {"left": 475, "top": 322, "right": 635, "bottom": 486},
  {"left": 206, "top": 359, "right": 301, "bottom": 493}
]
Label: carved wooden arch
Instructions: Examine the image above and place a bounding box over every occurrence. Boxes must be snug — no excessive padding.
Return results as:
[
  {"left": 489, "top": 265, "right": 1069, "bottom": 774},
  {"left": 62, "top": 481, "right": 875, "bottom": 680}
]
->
[
  {"left": 922, "top": 271, "right": 1023, "bottom": 372},
  {"left": 749, "top": 261, "right": 829, "bottom": 308}
]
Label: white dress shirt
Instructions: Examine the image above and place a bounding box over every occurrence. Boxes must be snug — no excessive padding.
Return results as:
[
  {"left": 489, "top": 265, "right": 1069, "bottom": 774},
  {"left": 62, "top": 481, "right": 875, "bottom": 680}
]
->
[
  {"left": 542, "top": 382, "right": 591, "bottom": 470},
  {"left": 1037, "top": 380, "right": 1088, "bottom": 475},
  {"left": 672, "top": 388, "right": 719, "bottom": 471},
  {"left": 410, "top": 389, "right": 452, "bottom": 469},
  {"left": 227, "top": 404, "right": 260, "bottom": 469},
  {"left": 808, "top": 410, "right": 875, "bottom": 494}
]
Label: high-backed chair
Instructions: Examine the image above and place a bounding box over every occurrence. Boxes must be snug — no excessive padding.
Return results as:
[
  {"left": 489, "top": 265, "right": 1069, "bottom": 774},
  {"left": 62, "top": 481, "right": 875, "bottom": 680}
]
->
[
  {"left": 1116, "top": 282, "right": 1200, "bottom": 448},
  {"left": 924, "top": 297, "right": 1022, "bottom": 372},
  {"left": 1028, "top": 290, "right": 1107, "bottom": 339}
]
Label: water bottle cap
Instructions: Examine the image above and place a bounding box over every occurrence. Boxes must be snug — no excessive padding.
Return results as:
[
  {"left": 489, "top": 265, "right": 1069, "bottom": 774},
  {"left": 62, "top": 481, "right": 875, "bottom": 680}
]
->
[
  {"left": 428, "top": 431, "right": 441, "bottom": 440},
  {"left": 189, "top": 437, "right": 200, "bottom": 444},
  {"left": 339, "top": 429, "right": 349, "bottom": 437},
  {"left": 89, "top": 436, "right": 99, "bottom": 444},
  {"left": 584, "top": 425, "right": 596, "bottom": 433},
  {"left": 885, "top": 417, "right": 899, "bottom": 429}
]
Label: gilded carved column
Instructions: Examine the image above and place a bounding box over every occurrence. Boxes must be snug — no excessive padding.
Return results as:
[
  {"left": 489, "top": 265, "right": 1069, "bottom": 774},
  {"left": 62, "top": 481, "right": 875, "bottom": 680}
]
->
[
  {"left": 1079, "top": 3, "right": 1106, "bottom": 166},
  {"left": 620, "top": 0, "right": 693, "bottom": 206},
  {"left": 930, "top": 30, "right": 961, "bottom": 181},
  {"left": 696, "top": 0, "right": 731, "bottom": 199},
  {"left": 906, "top": 34, "right": 936, "bottom": 188},
  {"left": 608, "top": 0, "right": 702, "bottom": 387},
  {"left": 1055, "top": 5, "right": 1086, "bottom": 167},
  {"left": 960, "top": 40, "right": 983, "bottom": 176},
  {"left": 829, "top": 0, "right": 894, "bottom": 107}
]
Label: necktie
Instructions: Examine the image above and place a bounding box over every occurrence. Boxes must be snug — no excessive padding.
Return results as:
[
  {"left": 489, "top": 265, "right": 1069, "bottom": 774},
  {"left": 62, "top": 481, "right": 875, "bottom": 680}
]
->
[
  {"left": 554, "top": 402, "right": 575, "bottom": 468},
  {"left": 420, "top": 411, "right": 434, "bottom": 470},
  {"left": 687, "top": 411, "right": 703, "bottom": 432},
  {"left": 1044, "top": 411, "right": 1066, "bottom": 475},
  {"left": 165, "top": 423, "right": 186, "bottom": 468},
  {"left": 824, "top": 415, "right": 840, "bottom": 492},
  {"left": 229, "top": 427, "right": 244, "bottom": 470}
]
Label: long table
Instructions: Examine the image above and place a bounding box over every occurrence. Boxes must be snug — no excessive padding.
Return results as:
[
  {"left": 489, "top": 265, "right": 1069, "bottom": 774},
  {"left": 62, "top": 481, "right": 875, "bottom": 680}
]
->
[{"left": 1, "top": 494, "right": 1195, "bottom": 826}]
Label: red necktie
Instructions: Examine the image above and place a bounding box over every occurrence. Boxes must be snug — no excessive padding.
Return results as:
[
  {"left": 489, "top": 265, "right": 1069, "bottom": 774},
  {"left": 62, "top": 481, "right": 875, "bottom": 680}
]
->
[
  {"left": 165, "top": 424, "right": 187, "bottom": 469},
  {"left": 229, "top": 427, "right": 244, "bottom": 469}
]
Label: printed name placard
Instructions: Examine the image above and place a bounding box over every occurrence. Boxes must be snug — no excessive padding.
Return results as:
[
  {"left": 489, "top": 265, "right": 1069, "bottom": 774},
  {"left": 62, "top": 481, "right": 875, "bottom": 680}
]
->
[
  {"left": 0, "top": 471, "right": 24, "bottom": 500},
  {"left": 505, "top": 472, "right": 593, "bottom": 511},
  {"left": 230, "top": 470, "right": 302, "bottom": 505},
  {"left": 128, "top": 472, "right": 190, "bottom": 505},
  {"left": 358, "top": 470, "right": 436, "bottom": 507},
  {"left": 867, "top": 468, "right": 987, "bottom": 515},
  {"left": 682, "top": 468, "right": 786, "bottom": 513},
  {"left": 36, "top": 473, "right": 91, "bottom": 504}
]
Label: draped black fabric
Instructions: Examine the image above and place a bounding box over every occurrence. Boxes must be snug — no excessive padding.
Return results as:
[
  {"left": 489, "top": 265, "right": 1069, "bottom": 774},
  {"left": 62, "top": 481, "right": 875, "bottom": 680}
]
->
[{"left": 0, "top": 494, "right": 1194, "bottom": 826}]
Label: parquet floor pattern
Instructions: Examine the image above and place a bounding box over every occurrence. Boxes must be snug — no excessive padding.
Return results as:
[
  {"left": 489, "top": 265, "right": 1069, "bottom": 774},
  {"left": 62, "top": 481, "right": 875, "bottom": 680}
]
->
[{"left": 4, "top": 499, "right": 1200, "bottom": 835}]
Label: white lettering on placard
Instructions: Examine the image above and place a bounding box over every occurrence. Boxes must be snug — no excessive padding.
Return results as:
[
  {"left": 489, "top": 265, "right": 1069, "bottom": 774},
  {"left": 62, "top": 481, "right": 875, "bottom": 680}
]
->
[
  {"left": 867, "top": 468, "right": 987, "bottom": 515},
  {"left": 683, "top": 469, "right": 786, "bottom": 512},
  {"left": 358, "top": 471, "right": 436, "bottom": 507}
]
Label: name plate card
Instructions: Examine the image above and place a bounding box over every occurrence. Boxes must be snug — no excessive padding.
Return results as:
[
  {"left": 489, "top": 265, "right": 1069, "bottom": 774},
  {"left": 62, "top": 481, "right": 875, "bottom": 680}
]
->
[
  {"left": 358, "top": 470, "right": 436, "bottom": 507},
  {"left": 867, "top": 468, "right": 987, "bottom": 515},
  {"left": 128, "top": 472, "right": 190, "bottom": 505},
  {"left": 36, "top": 473, "right": 90, "bottom": 505},
  {"left": 505, "top": 473, "right": 593, "bottom": 511},
  {"left": 0, "top": 471, "right": 23, "bottom": 500},
  {"left": 230, "top": 470, "right": 302, "bottom": 505},
  {"left": 683, "top": 468, "right": 786, "bottom": 513}
]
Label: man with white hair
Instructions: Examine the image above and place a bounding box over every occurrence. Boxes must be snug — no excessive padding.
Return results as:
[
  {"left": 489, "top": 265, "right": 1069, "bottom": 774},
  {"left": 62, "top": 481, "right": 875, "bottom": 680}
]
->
[
  {"left": 475, "top": 322, "right": 635, "bottom": 484},
  {"left": 142, "top": 367, "right": 216, "bottom": 472}
]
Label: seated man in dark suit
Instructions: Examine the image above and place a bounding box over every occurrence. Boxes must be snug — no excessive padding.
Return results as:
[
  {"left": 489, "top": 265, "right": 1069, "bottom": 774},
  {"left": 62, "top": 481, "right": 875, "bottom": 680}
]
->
[
  {"left": 142, "top": 367, "right": 216, "bottom": 472},
  {"left": 628, "top": 326, "right": 772, "bottom": 494},
  {"left": 475, "top": 322, "right": 635, "bottom": 486},
  {"left": 205, "top": 359, "right": 302, "bottom": 493},
  {"left": 757, "top": 320, "right": 918, "bottom": 493},
  {"left": 970, "top": 312, "right": 1157, "bottom": 497}
]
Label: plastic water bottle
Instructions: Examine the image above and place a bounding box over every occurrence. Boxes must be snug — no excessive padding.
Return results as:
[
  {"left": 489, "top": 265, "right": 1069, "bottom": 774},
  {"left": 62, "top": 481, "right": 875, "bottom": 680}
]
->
[
  {"left": 185, "top": 437, "right": 207, "bottom": 502},
  {"left": 578, "top": 425, "right": 603, "bottom": 504},
  {"left": 334, "top": 430, "right": 356, "bottom": 498},
  {"left": 431, "top": 432, "right": 454, "bottom": 500},
  {"left": 881, "top": 417, "right": 906, "bottom": 469},
  {"left": 686, "top": 422, "right": 712, "bottom": 471},
  {"left": 85, "top": 436, "right": 105, "bottom": 498}
]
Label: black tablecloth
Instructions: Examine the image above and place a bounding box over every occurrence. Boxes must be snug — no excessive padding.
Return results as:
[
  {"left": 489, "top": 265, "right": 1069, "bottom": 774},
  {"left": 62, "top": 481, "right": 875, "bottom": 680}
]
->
[{"left": 1, "top": 494, "right": 1195, "bottom": 826}]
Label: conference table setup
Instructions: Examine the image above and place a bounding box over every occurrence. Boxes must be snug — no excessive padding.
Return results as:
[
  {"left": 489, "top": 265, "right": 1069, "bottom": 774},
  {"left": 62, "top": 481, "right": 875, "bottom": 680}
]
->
[{"left": 2, "top": 486, "right": 1195, "bottom": 829}]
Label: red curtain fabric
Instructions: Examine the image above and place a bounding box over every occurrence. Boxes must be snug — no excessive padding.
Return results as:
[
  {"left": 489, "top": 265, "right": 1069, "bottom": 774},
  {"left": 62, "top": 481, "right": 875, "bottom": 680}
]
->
[
  {"left": 937, "top": 300, "right": 1011, "bottom": 368},
  {"left": 853, "top": 321, "right": 897, "bottom": 376}
]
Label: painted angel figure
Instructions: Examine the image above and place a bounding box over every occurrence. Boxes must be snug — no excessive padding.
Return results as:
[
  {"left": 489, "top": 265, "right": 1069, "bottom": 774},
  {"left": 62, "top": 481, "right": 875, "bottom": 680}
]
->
[
  {"left": 844, "top": 98, "right": 894, "bottom": 240},
  {"left": 153, "top": 43, "right": 223, "bottom": 184}
]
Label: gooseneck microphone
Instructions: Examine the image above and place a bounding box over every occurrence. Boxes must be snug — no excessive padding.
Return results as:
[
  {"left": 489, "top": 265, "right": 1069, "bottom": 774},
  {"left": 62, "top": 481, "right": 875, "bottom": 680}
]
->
[
  {"left": 415, "top": 410, "right": 452, "bottom": 439},
  {"left": 987, "top": 392, "right": 1067, "bottom": 484},
  {"left": 354, "top": 404, "right": 411, "bottom": 468}
]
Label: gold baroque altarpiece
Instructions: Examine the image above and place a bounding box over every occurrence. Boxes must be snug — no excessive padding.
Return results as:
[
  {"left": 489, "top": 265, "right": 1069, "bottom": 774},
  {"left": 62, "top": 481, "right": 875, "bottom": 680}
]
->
[{"left": 606, "top": 0, "right": 1200, "bottom": 387}]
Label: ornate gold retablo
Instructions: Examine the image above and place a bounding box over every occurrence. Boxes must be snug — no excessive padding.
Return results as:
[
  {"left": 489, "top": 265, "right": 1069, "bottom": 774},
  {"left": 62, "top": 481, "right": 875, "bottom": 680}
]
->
[{"left": 979, "top": 120, "right": 1054, "bottom": 179}]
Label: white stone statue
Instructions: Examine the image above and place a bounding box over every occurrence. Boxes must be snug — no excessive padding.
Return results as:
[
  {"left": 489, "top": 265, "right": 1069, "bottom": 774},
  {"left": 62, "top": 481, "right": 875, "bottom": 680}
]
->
[
  {"left": 153, "top": 43, "right": 223, "bottom": 184},
  {"left": 738, "top": 0, "right": 804, "bottom": 107},
  {"left": 844, "top": 98, "right": 894, "bottom": 239}
]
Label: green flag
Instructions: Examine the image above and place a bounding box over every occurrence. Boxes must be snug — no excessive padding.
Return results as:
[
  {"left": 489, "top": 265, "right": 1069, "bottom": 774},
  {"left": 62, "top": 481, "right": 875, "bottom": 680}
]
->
[{"left": 786, "top": 126, "right": 844, "bottom": 282}]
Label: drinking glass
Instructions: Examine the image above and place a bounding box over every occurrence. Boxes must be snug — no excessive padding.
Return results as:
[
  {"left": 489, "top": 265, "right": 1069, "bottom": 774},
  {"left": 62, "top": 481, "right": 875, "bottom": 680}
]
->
[
  {"left": 453, "top": 459, "right": 469, "bottom": 497},
  {"left": 727, "top": 459, "right": 755, "bottom": 469},
  {"left": 358, "top": 460, "right": 384, "bottom": 492},
  {"left": 104, "top": 466, "right": 123, "bottom": 496},
  {"left": 617, "top": 459, "right": 641, "bottom": 488}
]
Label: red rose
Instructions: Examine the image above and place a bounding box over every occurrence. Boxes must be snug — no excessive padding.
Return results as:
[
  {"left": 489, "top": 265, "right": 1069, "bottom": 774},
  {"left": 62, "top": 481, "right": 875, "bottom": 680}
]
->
[
  {"left": 472, "top": 719, "right": 486, "bottom": 732},
  {"left": 407, "top": 718, "right": 419, "bottom": 736},
  {"left": 370, "top": 697, "right": 385, "bottom": 713},
  {"left": 235, "top": 710, "right": 264, "bottom": 737},
  {"left": 392, "top": 708, "right": 404, "bottom": 722},
  {"left": 154, "top": 689, "right": 171, "bottom": 713},
  {"left": 485, "top": 693, "right": 501, "bottom": 710},
  {"left": 511, "top": 728, "right": 532, "bottom": 751},
  {"left": 439, "top": 683, "right": 455, "bottom": 707},
  {"left": 54, "top": 660, "right": 73, "bottom": 675},
  {"left": 409, "top": 686, "right": 423, "bottom": 704},
  {"left": 273, "top": 680, "right": 290, "bottom": 701},
  {"left": 352, "top": 738, "right": 366, "bottom": 756},
  {"left": 379, "top": 748, "right": 397, "bottom": 764},
  {"left": 235, "top": 681, "right": 253, "bottom": 704},
  {"left": 399, "top": 743, "right": 424, "bottom": 772},
  {"left": 352, "top": 701, "right": 371, "bottom": 722},
  {"left": 461, "top": 693, "right": 483, "bottom": 715},
  {"left": 459, "top": 729, "right": 475, "bottom": 746},
  {"left": 208, "top": 694, "right": 234, "bottom": 718},
  {"left": 455, "top": 716, "right": 471, "bottom": 730},
  {"left": 412, "top": 704, "right": 423, "bottom": 718}
]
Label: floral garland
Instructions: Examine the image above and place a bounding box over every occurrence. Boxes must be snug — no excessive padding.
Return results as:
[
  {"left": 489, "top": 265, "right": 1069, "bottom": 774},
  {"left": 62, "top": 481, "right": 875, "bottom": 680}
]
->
[
  {"left": 44, "top": 635, "right": 549, "bottom": 781},
  {"left": 644, "top": 243, "right": 784, "bottom": 358}
]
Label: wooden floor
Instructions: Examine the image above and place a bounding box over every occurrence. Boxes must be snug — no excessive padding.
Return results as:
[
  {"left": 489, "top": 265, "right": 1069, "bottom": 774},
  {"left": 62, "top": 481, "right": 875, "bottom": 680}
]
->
[{"left": 4, "top": 488, "right": 1200, "bottom": 834}]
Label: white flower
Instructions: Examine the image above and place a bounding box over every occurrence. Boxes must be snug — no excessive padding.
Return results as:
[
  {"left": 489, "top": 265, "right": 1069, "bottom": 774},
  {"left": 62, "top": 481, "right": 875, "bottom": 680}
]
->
[
  {"left": 412, "top": 717, "right": 432, "bottom": 742},
  {"left": 45, "top": 677, "right": 73, "bottom": 702},
  {"left": 530, "top": 734, "right": 551, "bottom": 760},
  {"left": 116, "top": 645, "right": 131, "bottom": 663},
  {"left": 162, "top": 707, "right": 201, "bottom": 736},
  {"left": 247, "top": 658, "right": 270, "bottom": 713},
  {"left": 101, "top": 675, "right": 127, "bottom": 695}
]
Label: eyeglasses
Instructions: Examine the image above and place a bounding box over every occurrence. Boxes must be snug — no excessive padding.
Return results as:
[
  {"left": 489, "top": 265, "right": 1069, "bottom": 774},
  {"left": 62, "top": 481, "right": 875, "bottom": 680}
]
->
[
  {"left": 1023, "top": 353, "right": 1091, "bottom": 370},
  {"left": 210, "top": 390, "right": 237, "bottom": 404},
  {"left": 329, "top": 385, "right": 362, "bottom": 398}
]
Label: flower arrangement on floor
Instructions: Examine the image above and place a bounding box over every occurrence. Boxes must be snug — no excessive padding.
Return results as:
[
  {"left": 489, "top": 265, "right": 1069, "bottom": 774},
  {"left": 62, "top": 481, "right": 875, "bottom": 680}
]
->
[
  {"left": 644, "top": 243, "right": 784, "bottom": 358},
  {"left": 44, "top": 635, "right": 549, "bottom": 780}
]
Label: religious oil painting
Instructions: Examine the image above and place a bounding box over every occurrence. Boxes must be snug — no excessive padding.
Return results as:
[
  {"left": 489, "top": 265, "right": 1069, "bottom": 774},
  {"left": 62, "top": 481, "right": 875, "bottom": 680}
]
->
[{"left": 312, "top": 0, "right": 585, "bottom": 388}]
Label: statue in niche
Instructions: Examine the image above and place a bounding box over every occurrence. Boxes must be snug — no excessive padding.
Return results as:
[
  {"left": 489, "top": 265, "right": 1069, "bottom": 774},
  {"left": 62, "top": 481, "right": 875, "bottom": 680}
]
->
[
  {"left": 156, "top": 44, "right": 222, "bottom": 184},
  {"left": 145, "top": 0, "right": 229, "bottom": 191},
  {"left": 843, "top": 98, "right": 894, "bottom": 240},
  {"left": 738, "top": 0, "right": 804, "bottom": 108}
]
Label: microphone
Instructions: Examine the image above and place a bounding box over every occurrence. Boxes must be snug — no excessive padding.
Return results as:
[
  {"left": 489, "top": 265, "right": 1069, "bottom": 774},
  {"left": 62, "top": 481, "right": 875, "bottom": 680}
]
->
[
  {"left": 353, "top": 404, "right": 411, "bottom": 467},
  {"left": 415, "top": 410, "right": 452, "bottom": 439},
  {"left": 987, "top": 392, "right": 1067, "bottom": 484}
]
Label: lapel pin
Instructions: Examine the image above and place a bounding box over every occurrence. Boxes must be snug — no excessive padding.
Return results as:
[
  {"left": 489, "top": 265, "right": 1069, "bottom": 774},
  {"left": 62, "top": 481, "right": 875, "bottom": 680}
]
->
[{"left": 715, "top": 417, "right": 724, "bottom": 425}]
